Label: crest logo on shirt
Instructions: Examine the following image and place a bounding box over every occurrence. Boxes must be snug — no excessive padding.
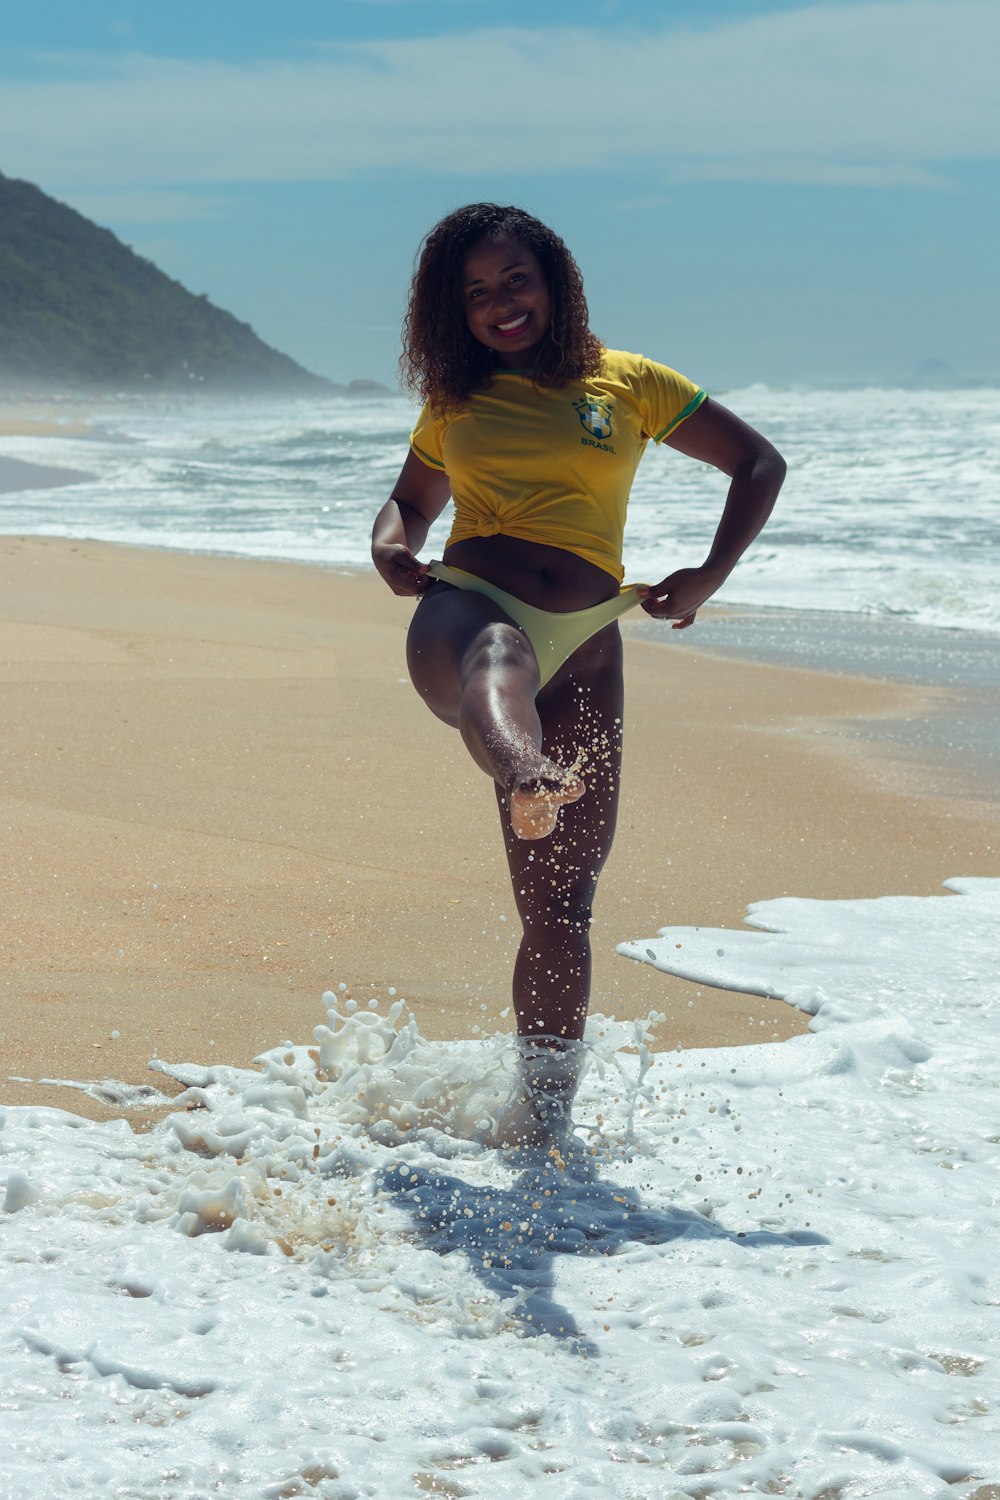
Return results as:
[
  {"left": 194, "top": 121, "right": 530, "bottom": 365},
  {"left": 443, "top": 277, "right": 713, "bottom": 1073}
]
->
[{"left": 573, "top": 396, "right": 614, "bottom": 441}]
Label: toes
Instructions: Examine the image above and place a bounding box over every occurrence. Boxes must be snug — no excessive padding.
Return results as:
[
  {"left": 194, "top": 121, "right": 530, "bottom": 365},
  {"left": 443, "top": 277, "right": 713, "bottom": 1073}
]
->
[{"left": 510, "top": 777, "right": 585, "bottom": 841}]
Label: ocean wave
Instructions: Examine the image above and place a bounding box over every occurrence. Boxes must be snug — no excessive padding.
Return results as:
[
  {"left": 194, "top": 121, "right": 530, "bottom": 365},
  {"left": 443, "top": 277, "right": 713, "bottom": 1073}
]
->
[{"left": 2, "top": 387, "right": 997, "bottom": 638}]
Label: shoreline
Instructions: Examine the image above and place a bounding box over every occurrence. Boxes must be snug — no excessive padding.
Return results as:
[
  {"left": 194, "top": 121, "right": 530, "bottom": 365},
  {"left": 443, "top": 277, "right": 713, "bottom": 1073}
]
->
[
  {"left": 2, "top": 536, "right": 997, "bottom": 1124},
  {"left": 625, "top": 603, "right": 1000, "bottom": 810},
  {"left": 0, "top": 452, "right": 97, "bottom": 494}
]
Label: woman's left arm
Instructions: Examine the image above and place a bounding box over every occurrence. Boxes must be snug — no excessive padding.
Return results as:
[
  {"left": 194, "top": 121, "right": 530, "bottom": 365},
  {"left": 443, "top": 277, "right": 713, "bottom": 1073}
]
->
[{"left": 640, "top": 397, "right": 786, "bottom": 629}]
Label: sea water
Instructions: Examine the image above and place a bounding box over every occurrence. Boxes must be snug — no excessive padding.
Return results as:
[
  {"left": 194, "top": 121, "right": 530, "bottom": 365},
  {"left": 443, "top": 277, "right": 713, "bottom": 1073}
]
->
[{"left": 2, "top": 384, "right": 998, "bottom": 635}]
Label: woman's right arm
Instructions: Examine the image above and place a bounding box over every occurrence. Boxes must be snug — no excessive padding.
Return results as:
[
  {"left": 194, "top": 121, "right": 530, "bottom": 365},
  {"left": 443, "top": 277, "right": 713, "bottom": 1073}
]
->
[{"left": 371, "top": 449, "right": 453, "bottom": 596}]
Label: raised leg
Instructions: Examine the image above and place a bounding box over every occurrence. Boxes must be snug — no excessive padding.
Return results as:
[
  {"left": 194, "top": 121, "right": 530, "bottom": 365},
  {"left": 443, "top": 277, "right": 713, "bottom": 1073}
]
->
[{"left": 406, "top": 583, "right": 585, "bottom": 830}]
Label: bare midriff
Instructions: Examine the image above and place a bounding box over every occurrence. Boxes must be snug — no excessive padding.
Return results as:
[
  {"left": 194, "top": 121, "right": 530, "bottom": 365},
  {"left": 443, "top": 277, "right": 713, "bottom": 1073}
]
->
[{"left": 442, "top": 533, "right": 619, "bottom": 612}]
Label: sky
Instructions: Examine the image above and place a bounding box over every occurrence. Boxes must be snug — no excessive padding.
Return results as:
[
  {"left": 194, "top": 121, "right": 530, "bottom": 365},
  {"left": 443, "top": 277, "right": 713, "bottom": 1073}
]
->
[{"left": 2, "top": 0, "right": 998, "bottom": 388}]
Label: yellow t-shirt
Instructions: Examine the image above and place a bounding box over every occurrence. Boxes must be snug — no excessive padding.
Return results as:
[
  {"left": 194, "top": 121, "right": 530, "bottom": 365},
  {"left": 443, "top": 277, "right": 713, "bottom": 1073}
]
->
[{"left": 410, "top": 348, "right": 706, "bottom": 581}]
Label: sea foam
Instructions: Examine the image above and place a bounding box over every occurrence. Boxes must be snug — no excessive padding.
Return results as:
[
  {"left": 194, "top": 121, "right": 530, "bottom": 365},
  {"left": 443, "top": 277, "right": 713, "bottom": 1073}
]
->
[{"left": 2, "top": 879, "right": 998, "bottom": 1497}]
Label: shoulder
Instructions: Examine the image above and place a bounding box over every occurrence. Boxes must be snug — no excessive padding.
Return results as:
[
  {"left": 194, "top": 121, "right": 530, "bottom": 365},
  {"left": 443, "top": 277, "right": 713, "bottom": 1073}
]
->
[
  {"left": 410, "top": 398, "right": 452, "bottom": 469},
  {"left": 593, "top": 349, "right": 642, "bottom": 383},
  {"left": 600, "top": 348, "right": 642, "bottom": 370},
  {"left": 593, "top": 348, "right": 693, "bottom": 399},
  {"left": 599, "top": 349, "right": 694, "bottom": 384},
  {"left": 596, "top": 350, "right": 706, "bottom": 440}
]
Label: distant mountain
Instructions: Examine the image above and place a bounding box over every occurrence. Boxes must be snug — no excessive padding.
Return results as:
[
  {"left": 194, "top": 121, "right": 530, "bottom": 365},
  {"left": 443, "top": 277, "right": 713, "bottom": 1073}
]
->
[
  {"left": 910, "top": 357, "right": 961, "bottom": 387},
  {"left": 904, "top": 357, "right": 994, "bottom": 391},
  {"left": 0, "top": 171, "right": 330, "bottom": 393}
]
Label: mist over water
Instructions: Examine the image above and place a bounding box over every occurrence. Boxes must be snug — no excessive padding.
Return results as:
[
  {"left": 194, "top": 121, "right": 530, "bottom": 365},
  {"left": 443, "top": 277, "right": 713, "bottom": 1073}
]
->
[{"left": 2, "top": 385, "right": 998, "bottom": 635}]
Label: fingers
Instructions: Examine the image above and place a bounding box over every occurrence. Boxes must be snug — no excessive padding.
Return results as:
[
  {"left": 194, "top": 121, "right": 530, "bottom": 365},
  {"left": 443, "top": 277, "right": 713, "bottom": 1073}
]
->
[
  {"left": 378, "top": 547, "right": 432, "bottom": 596},
  {"left": 638, "top": 574, "right": 681, "bottom": 619},
  {"left": 640, "top": 592, "right": 683, "bottom": 621},
  {"left": 641, "top": 594, "right": 695, "bottom": 624},
  {"left": 639, "top": 567, "right": 715, "bottom": 623},
  {"left": 641, "top": 591, "right": 699, "bottom": 625},
  {"left": 393, "top": 560, "right": 432, "bottom": 597}
]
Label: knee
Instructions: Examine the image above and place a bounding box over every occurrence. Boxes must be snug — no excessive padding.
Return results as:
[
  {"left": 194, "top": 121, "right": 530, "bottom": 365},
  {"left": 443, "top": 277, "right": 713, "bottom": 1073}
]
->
[
  {"left": 461, "top": 622, "right": 537, "bottom": 685},
  {"left": 523, "top": 879, "right": 596, "bottom": 937}
]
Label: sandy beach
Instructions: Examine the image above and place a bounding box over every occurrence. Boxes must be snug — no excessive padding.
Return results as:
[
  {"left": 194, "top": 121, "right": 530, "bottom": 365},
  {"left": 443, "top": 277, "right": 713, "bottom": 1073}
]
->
[{"left": 2, "top": 533, "right": 996, "bottom": 1122}]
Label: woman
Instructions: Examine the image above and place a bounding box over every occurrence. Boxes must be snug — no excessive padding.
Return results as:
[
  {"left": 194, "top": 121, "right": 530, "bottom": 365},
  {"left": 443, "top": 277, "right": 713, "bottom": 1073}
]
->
[{"left": 371, "top": 203, "right": 785, "bottom": 1145}]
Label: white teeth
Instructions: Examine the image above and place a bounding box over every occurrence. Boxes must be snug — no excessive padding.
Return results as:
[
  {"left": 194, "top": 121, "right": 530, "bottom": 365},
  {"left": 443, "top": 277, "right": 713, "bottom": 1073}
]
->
[{"left": 497, "top": 313, "right": 528, "bottom": 332}]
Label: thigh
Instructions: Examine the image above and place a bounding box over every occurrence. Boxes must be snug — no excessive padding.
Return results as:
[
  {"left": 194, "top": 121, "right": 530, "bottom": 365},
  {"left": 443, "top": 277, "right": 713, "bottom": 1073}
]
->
[
  {"left": 495, "top": 624, "right": 625, "bottom": 915},
  {"left": 406, "top": 582, "right": 532, "bottom": 726}
]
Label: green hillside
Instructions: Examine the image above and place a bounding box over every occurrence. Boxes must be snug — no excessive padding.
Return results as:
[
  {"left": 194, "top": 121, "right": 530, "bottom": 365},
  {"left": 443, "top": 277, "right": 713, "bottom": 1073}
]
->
[{"left": 0, "top": 172, "right": 330, "bottom": 392}]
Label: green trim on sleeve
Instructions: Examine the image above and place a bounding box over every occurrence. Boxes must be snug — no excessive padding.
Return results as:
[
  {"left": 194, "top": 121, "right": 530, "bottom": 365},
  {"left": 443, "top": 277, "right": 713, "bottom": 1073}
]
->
[
  {"left": 653, "top": 388, "right": 708, "bottom": 443},
  {"left": 411, "top": 440, "right": 446, "bottom": 471}
]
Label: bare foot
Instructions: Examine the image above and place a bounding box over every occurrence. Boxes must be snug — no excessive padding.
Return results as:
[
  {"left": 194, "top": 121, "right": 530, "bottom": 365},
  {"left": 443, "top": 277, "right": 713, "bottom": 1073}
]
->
[
  {"left": 492, "top": 1036, "right": 586, "bottom": 1147},
  {"left": 509, "top": 768, "right": 585, "bottom": 840}
]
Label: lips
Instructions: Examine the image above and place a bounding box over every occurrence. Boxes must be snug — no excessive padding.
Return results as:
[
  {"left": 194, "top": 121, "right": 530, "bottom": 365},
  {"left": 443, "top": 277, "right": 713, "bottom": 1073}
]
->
[{"left": 494, "top": 312, "right": 530, "bottom": 338}]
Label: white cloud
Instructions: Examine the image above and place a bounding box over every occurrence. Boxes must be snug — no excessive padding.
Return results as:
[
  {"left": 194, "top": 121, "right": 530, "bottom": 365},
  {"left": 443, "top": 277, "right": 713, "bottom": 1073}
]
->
[{"left": 1, "top": 2, "right": 996, "bottom": 202}]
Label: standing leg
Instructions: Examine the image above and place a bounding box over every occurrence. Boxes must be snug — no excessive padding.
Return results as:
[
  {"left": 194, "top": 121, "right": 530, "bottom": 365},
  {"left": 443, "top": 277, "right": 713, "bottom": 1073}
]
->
[{"left": 495, "top": 624, "right": 624, "bottom": 1042}]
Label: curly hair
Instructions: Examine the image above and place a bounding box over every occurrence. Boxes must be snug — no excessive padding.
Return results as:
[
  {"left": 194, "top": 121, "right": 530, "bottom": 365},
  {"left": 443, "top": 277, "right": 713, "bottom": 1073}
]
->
[{"left": 400, "top": 203, "right": 604, "bottom": 409}]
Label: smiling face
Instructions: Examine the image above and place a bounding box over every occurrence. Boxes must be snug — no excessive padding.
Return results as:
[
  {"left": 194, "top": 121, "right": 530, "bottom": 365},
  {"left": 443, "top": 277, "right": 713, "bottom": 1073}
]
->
[{"left": 462, "top": 235, "right": 552, "bottom": 368}]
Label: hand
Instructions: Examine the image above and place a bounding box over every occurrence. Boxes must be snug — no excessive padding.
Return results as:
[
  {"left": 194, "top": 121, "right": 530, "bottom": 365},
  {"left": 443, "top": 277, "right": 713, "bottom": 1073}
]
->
[
  {"left": 373, "top": 543, "right": 433, "bottom": 597},
  {"left": 638, "top": 565, "right": 726, "bottom": 630}
]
